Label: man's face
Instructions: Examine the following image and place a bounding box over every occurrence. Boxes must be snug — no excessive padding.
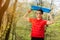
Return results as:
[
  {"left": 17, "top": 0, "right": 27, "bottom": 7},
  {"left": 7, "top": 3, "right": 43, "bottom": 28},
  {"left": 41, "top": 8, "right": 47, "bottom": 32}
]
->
[{"left": 35, "top": 11, "right": 43, "bottom": 18}]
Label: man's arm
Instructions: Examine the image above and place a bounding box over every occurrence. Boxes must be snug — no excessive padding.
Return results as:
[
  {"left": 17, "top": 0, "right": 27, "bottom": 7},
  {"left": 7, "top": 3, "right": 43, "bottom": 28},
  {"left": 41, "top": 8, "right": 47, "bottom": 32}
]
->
[
  {"left": 47, "top": 14, "right": 54, "bottom": 25},
  {"left": 23, "top": 9, "right": 32, "bottom": 21}
]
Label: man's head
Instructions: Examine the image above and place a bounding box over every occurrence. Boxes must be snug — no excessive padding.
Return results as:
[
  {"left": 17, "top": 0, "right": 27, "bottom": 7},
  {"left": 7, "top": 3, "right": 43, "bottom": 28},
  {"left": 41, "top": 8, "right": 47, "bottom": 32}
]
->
[{"left": 35, "top": 9, "right": 43, "bottom": 18}]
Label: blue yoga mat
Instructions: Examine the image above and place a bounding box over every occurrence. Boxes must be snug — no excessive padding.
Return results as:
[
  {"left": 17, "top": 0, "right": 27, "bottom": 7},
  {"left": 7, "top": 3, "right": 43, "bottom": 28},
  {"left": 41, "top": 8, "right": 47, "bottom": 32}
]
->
[{"left": 31, "top": 6, "right": 51, "bottom": 13}]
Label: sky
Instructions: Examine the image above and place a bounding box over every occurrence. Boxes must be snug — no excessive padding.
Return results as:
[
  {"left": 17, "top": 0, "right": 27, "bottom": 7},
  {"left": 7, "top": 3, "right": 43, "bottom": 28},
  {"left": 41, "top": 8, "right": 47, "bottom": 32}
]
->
[
  {"left": 18, "top": 0, "right": 60, "bottom": 10},
  {"left": 18, "top": 0, "right": 60, "bottom": 6}
]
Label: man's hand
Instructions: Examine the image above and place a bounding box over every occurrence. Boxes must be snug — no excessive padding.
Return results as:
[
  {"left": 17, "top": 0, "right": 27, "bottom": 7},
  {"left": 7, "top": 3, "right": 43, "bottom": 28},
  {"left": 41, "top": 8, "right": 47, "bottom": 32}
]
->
[{"left": 28, "top": 9, "right": 32, "bottom": 13}]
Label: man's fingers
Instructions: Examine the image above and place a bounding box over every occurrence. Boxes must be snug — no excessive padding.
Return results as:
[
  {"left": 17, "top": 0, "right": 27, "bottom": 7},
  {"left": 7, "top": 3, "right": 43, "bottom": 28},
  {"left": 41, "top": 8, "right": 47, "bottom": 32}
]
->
[{"left": 28, "top": 9, "right": 32, "bottom": 13}]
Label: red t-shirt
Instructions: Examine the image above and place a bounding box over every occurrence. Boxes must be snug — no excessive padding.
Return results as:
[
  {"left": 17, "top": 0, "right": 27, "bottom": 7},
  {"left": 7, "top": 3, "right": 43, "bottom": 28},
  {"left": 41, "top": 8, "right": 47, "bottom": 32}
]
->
[{"left": 29, "top": 18, "right": 47, "bottom": 38}]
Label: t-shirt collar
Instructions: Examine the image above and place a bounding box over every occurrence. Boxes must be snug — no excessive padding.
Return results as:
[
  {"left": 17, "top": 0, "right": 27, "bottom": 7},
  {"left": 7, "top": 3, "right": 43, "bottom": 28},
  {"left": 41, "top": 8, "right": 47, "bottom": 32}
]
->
[{"left": 36, "top": 18, "right": 42, "bottom": 21}]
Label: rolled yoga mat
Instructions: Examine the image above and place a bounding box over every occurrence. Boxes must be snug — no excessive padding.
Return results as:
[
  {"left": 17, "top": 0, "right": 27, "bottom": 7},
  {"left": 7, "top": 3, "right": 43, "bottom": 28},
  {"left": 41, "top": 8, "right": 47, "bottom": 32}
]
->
[{"left": 31, "top": 6, "right": 51, "bottom": 13}]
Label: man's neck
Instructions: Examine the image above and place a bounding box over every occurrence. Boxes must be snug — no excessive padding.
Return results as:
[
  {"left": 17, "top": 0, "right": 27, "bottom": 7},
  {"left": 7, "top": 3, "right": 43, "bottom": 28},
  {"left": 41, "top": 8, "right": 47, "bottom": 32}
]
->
[{"left": 37, "top": 17, "right": 42, "bottom": 20}]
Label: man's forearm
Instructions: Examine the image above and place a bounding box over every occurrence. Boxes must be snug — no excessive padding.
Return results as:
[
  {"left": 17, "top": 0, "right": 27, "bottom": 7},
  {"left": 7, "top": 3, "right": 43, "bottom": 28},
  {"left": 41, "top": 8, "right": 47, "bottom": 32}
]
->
[
  {"left": 47, "top": 14, "right": 54, "bottom": 25},
  {"left": 23, "top": 9, "right": 31, "bottom": 18},
  {"left": 49, "top": 14, "right": 53, "bottom": 21},
  {"left": 23, "top": 12, "right": 29, "bottom": 17},
  {"left": 49, "top": 14, "right": 54, "bottom": 24}
]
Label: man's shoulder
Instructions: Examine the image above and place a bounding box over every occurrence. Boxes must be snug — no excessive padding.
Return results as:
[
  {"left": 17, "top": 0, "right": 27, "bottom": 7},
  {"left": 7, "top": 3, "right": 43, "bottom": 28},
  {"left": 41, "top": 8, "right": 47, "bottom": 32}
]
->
[
  {"left": 29, "top": 18, "right": 36, "bottom": 20},
  {"left": 42, "top": 19, "right": 47, "bottom": 22}
]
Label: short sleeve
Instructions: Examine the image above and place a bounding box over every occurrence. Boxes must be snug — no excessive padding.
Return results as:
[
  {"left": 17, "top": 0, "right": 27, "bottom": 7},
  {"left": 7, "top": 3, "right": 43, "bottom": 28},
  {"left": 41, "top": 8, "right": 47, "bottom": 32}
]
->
[
  {"left": 44, "top": 20, "right": 47, "bottom": 25},
  {"left": 29, "top": 18, "right": 33, "bottom": 23}
]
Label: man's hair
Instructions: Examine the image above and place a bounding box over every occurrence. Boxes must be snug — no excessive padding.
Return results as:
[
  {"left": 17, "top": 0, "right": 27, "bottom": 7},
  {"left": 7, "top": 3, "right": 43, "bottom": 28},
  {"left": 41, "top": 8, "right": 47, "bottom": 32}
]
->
[{"left": 37, "top": 9, "right": 43, "bottom": 14}]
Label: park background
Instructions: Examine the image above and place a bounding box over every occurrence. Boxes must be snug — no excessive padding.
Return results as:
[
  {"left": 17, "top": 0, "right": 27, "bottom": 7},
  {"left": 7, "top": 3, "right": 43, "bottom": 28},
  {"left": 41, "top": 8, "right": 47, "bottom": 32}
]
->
[{"left": 0, "top": 0, "right": 60, "bottom": 40}]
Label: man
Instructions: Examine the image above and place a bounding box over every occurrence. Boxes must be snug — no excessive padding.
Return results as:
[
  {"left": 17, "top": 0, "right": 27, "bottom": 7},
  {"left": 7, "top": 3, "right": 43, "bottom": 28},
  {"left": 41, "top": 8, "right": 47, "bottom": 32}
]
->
[{"left": 23, "top": 9, "right": 54, "bottom": 40}]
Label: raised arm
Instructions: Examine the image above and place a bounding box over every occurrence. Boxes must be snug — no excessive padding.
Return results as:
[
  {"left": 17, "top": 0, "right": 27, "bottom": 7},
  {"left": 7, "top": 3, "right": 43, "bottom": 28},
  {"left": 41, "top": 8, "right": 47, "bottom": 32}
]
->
[
  {"left": 47, "top": 14, "right": 54, "bottom": 25},
  {"left": 23, "top": 9, "right": 32, "bottom": 21}
]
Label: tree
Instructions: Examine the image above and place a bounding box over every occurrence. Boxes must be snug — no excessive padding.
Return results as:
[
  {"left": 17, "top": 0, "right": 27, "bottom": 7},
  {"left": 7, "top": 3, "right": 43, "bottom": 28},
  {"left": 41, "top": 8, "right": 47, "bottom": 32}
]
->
[
  {"left": 0, "top": 0, "right": 2, "bottom": 8},
  {"left": 0, "top": 0, "right": 10, "bottom": 40},
  {"left": 0, "top": 0, "right": 10, "bottom": 26}
]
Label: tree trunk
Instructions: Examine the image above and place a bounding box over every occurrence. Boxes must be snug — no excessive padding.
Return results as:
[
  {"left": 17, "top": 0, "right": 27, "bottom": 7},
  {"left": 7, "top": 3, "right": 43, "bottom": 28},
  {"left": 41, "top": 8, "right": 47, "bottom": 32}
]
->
[
  {"left": 0, "top": 0, "right": 10, "bottom": 26},
  {"left": 0, "top": 0, "right": 2, "bottom": 8},
  {"left": 0, "top": 0, "right": 10, "bottom": 40},
  {"left": 12, "top": 0, "right": 17, "bottom": 40}
]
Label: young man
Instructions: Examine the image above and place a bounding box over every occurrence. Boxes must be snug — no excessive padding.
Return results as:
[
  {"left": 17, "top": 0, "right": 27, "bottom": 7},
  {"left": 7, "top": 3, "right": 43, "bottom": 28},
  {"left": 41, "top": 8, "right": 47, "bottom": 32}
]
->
[{"left": 23, "top": 9, "right": 54, "bottom": 40}]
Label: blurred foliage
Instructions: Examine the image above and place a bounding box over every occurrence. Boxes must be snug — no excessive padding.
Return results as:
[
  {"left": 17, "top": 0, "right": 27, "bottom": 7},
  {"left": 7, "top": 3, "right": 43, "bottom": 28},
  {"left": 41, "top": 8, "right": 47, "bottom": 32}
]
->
[
  {"left": 0, "top": 0, "right": 60, "bottom": 40},
  {"left": 13, "top": 2, "right": 60, "bottom": 40}
]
